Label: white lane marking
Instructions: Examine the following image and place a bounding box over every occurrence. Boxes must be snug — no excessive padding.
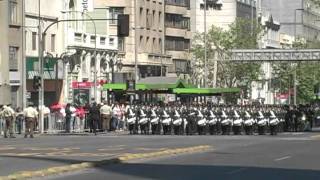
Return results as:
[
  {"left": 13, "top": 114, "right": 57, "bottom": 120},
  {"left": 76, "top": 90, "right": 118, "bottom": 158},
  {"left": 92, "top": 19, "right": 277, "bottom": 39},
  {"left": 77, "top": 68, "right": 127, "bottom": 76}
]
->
[
  {"left": 274, "top": 156, "right": 291, "bottom": 161},
  {"left": 227, "top": 168, "right": 248, "bottom": 174}
]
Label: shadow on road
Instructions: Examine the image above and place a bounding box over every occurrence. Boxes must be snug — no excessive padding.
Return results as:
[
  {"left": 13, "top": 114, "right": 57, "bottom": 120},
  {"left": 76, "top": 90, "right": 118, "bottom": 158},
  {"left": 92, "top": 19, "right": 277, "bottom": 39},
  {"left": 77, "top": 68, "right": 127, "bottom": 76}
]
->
[
  {"left": 97, "top": 163, "right": 320, "bottom": 180},
  {"left": 0, "top": 154, "right": 84, "bottom": 164}
]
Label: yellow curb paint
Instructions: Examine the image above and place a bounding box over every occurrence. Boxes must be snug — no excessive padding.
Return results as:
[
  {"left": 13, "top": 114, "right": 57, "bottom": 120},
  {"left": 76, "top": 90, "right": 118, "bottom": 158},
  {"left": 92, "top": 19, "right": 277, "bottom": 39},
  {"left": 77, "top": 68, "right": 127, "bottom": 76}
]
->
[{"left": 3, "top": 145, "right": 211, "bottom": 180}]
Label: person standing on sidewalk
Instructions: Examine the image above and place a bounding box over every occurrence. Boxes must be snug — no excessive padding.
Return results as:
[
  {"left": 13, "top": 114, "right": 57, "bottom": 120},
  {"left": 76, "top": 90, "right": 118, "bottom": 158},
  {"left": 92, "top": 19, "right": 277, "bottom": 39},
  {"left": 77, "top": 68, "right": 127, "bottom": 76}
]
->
[
  {"left": 15, "top": 107, "right": 24, "bottom": 134},
  {"left": 112, "top": 102, "right": 121, "bottom": 131},
  {"left": 0, "top": 104, "right": 16, "bottom": 138},
  {"left": 89, "top": 102, "right": 100, "bottom": 135},
  {"left": 23, "top": 103, "right": 38, "bottom": 138},
  {"left": 100, "top": 102, "right": 112, "bottom": 132},
  {"left": 65, "top": 103, "right": 72, "bottom": 133}
]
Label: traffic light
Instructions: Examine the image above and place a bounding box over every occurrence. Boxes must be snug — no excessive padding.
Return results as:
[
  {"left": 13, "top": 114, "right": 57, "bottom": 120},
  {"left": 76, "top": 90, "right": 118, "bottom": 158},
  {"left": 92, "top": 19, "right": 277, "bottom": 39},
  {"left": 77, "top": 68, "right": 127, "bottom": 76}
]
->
[
  {"left": 118, "top": 14, "right": 129, "bottom": 37},
  {"left": 126, "top": 80, "right": 135, "bottom": 92},
  {"left": 33, "top": 76, "right": 41, "bottom": 90}
]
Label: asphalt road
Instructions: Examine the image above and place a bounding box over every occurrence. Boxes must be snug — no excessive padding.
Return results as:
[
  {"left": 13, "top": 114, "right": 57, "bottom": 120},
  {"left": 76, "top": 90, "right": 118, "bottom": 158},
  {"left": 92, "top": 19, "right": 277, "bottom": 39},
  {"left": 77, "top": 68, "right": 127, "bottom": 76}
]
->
[{"left": 1, "top": 132, "right": 320, "bottom": 180}]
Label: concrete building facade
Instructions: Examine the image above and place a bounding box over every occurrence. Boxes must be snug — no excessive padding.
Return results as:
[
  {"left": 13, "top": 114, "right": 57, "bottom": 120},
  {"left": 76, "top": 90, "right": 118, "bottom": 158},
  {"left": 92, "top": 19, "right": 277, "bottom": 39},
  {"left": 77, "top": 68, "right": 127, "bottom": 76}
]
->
[
  {"left": 164, "top": 0, "right": 192, "bottom": 78},
  {"left": 95, "top": 0, "right": 171, "bottom": 83},
  {"left": 0, "top": 0, "right": 24, "bottom": 108},
  {"left": 0, "top": 0, "right": 11, "bottom": 105},
  {"left": 260, "top": 0, "right": 320, "bottom": 42},
  {"left": 25, "top": 0, "right": 65, "bottom": 107},
  {"left": 191, "top": 0, "right": 256, "bottom": 33}
]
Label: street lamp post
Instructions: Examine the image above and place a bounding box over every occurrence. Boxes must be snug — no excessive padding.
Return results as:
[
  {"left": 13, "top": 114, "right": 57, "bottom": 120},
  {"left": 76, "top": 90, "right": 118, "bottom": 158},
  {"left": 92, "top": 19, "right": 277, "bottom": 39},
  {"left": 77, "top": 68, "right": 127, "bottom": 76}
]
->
[
  {"left": 293, "top": 8, "right": 304, "bottom": 105},
  {"left": 204, "top": 0, "right": 208, "bottom": 88}
]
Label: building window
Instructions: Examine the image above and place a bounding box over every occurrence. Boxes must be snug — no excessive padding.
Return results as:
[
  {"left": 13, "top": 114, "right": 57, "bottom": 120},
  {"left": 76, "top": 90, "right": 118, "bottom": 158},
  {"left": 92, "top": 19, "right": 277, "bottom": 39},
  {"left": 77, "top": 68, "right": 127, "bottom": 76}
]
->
[
  {"left": 83, "top": 34, "right": 87, "bottom": 43},
  {"left": 32, "top": 32, "right": 37, "bottom": 50},
  {"left": 146, "top": 36, "right": 150, "bottom": 51},
  {"left": 159, "top": 12, "right": 162, "bottom": 25},
  {"left": 152, "top": 10, "right": 155, "bottom": 27},
  {"left": 9, "top": 0, "right": 18, "bottom": 25},
  {"left": 140, "top": 7, "right": 144, "bottom": 21},
  {"left": 159, "top": 39, "right": 162, "bottom": 53},
  {"left": 51, "top": 34, "right": 56, "bottom": 52},
  {"left": 165, "top": 0, "right": 189, "bottom": 8},
  {"left": 165, "top": 36, "right": 190, "bottom": 51},
  {"left": 152, "top": 38, "right": 156, "bottom": 52},
  {"left": 100, "top": 37, "right": 106, "bottom": 45},
  {"left": 90, "top": 36, "right": 96, "bottom": 44},
  {"left": 75, "top": 33, "right": 82, "bottom": 42},
  {"left": 109, "top": 7, "right": 124, "bottom": 25},
  {"left": 140, "top": 36, "right": 144, "bottom": 48},
  {"left": 165, "top": 14, "right": 190, "bottom": 30},
  {"left": 109, "top": 37, "right": 114, "bottom": 46},
  {"left": 9, "top": 46, "right": 18, "bottom": 71},
  {"left": 146, "top": 9, "right": 151, "bottom": 29},
  {"left": 118, "top": 37, "right": 125, "bottom": 52}
]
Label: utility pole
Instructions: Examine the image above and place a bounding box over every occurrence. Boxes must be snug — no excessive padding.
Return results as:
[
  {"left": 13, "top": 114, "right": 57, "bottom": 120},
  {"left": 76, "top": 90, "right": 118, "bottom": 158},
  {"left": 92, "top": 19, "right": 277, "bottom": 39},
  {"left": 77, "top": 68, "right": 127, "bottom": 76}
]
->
[
  {"left": 134, "top": 0, "right": 138, "bottom": 90},
  {"left": 204, "top": 0, "right": 208, "bottom": 88},
  {"left": 38, "top": 0, "right": 45, "bottom": 133}
]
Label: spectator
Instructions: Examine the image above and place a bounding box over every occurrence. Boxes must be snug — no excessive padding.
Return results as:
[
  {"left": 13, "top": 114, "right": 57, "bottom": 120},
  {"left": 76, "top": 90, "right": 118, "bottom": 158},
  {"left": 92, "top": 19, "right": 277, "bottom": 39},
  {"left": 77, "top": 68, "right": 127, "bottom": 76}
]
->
[
  {"left": 89, "top": 102, "right": 100, "bottom": 135},
  {"left": 15, "top": 107, "right": 24, "bottom": 134},
  {"left": 65, "top": 103, "right": 72, "bottom": 133},
  {"left": 100, "top": 102, "right": 112, "bottom": 132},
  {"left": 23, "top": 103, "right": 38, "bottom": 138},
  {"left": 112, "top": 102, "right": 121, "bottom": 131}
]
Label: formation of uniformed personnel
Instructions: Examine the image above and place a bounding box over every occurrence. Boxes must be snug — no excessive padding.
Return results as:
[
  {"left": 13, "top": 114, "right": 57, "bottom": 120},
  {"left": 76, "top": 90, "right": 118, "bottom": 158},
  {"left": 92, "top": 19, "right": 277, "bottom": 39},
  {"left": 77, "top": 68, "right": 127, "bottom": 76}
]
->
[
  {"left": 0, "top": 104, "right": 16, "bottom": 138},
  {"left": 23, "top": 103, "right": 38, "bottom": 138},
  {"left": 124, "top": 102, "right": 316, "bottom": 135}
]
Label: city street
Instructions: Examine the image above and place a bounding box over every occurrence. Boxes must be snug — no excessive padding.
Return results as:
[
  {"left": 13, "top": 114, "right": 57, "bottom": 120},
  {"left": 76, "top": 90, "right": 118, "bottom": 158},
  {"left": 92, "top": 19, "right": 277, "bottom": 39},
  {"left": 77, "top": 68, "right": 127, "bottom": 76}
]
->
[{"left": 0, "top": 133, "right": 320, "bottom": 180}]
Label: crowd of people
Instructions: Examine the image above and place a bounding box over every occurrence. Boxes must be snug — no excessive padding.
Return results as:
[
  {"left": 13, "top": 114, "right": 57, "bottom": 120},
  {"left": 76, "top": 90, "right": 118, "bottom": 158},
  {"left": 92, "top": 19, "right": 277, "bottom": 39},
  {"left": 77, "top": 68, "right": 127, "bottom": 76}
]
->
[
  {"left": 1, "top": 100, "right": 320, "bottom": 138},
  {"left": 0, "top": 103, "right": 39, "bottom": 138}
]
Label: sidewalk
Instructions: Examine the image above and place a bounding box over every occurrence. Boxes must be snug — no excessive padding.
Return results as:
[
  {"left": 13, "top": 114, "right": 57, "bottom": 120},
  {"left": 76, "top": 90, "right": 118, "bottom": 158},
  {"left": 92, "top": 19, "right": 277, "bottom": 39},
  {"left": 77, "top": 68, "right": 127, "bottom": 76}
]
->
[{"left": 40, "top": 130, "right": 129, "bottom": 136}]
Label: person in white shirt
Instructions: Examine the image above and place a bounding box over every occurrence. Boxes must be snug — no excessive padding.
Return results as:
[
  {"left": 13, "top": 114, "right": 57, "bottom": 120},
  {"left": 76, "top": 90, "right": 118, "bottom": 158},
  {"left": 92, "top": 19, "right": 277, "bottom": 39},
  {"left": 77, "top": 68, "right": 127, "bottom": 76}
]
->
[
  {"left": 0, "top": 104, "right": 16, "bottom": 138},
  {"left": 23, "top": 103, "right": 38, "bottom": 138},
  {"left": 100, "top": 102, "right": 112, "bottom": 132},
  {"left": 112, "top": 102, "right": 121, "bottom": 131}
]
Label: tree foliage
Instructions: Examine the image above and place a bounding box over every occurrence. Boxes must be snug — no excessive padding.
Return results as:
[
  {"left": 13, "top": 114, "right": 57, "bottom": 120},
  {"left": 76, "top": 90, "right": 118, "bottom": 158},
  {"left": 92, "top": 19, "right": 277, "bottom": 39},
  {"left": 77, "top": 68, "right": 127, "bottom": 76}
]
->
[
  {"left": 310, "top": 0, "right": 320, "bottom": 6},
  {"left": 272, "top": 40, "right": 320, "bottom": 104},
  {"left": 192, "top": 18, "right": 263, "bottom": 88}
]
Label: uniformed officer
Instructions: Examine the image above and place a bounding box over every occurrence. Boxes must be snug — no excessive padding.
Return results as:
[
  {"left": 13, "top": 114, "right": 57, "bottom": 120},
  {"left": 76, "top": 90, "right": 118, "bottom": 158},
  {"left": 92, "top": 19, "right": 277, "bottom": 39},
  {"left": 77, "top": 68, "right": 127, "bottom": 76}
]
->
[
  {"left": 0, "top": 104, "right": 16, "bottom": 138},
  {"left": 23, "top": 103, "right": 38, "bottom": 138}
]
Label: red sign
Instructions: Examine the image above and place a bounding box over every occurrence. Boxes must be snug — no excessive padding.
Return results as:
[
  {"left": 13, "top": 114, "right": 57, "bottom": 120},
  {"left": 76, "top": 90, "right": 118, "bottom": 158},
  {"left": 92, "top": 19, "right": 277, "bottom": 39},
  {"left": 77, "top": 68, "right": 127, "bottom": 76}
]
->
[
  {"left": 72, "top": 82, "right": 93, "bottom": 89},
  {"left": 276, "top": 93, "right": 289, "bottom": 99}
]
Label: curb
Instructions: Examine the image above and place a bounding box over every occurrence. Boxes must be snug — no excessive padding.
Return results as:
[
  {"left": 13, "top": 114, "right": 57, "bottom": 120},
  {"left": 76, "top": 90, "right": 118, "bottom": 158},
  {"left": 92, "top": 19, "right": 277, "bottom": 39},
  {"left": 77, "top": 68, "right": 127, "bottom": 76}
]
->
[{"left": 0, "top": 145, "right": 212, "bottom": 180}]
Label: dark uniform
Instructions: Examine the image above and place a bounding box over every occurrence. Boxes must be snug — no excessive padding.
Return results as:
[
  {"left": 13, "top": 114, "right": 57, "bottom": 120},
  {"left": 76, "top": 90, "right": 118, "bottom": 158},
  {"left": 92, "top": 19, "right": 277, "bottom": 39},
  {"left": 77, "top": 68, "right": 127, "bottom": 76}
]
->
[{"left": 89, "top": 102, "right": 100, "bottom": 135}]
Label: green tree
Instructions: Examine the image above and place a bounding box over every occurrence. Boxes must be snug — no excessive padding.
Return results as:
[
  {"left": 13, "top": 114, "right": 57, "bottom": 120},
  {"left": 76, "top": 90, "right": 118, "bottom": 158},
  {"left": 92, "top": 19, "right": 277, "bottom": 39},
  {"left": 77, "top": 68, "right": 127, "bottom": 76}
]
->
[
  {"left": 272, "top": 40, "right": 320, "bottom": 104},
  {"left": 192, "top": 18, "right": 263, "bottom": 88},
  {"left": 310, "top": 0, "right": 320, "bottom": 6}
]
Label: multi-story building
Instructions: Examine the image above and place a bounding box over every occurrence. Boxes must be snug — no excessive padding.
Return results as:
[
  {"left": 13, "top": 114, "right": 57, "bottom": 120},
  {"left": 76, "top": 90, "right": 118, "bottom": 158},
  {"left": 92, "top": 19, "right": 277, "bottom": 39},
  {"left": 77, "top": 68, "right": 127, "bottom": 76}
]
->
[
  {"left": 251, "top": 10, "right": 281, "bottom": 104},
  {"left": 0, "top": 0, "right": 11, "bottom": 105},
  {"left": 164, "top": 0, "right": 192, "bottom": 78},
  {"left": 0, "top": 0, "right": 24, "bottom": 108},
  {"left": 95, "top": 0, "right": 171, "bottom": 83},
  {"left": 261, "top": 0, "right": 320, "bottom": 42},
  {"left": 25, "top": 0, "right": 65, "bottom": 107},
  {"left": 191, "top": 0, "right": 256, "bottom": 33},
  {"left": 62, "top": 0, "right": 119, "bottom": 104}
]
